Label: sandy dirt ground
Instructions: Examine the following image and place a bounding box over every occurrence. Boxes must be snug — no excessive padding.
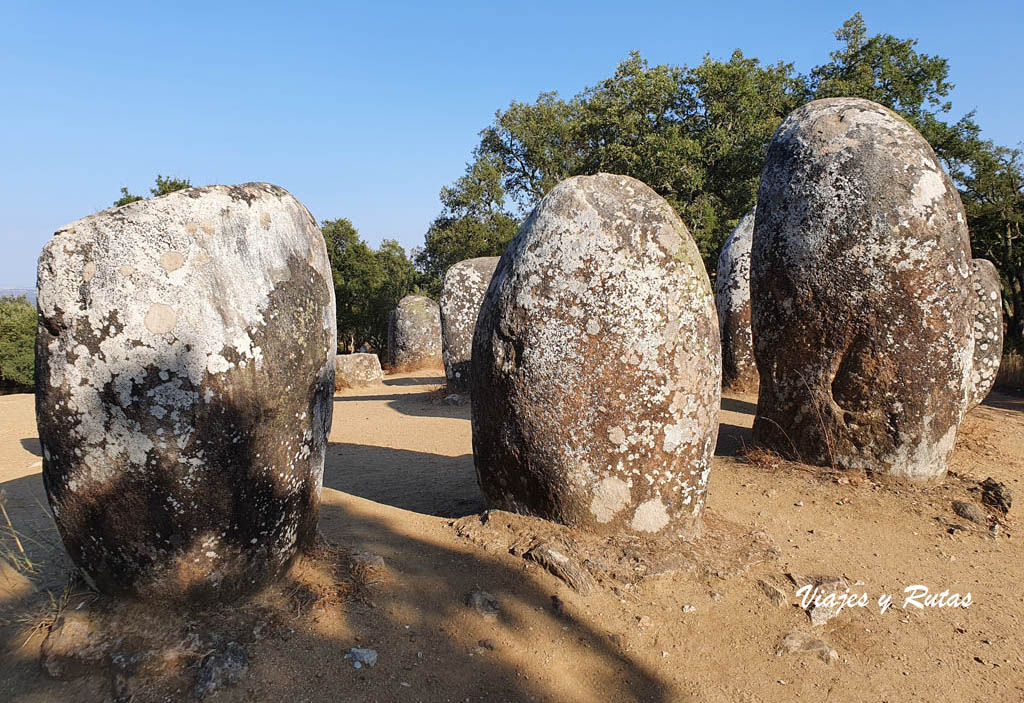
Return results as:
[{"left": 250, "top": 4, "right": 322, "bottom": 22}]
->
[{"left": 1, "top": 371, "right": 1023, "bottom": 702}]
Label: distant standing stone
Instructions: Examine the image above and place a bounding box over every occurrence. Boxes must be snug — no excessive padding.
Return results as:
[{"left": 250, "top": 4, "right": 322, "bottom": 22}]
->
[
  {"left": 967, "top": 259, "right": 1003, "bottom": 409},
  {"left": 36, "top": 183, "right": 336, "bottom": 600},
  {"left": 335, "top": 352, "right": 384, "bottom": 390},
  {"left": 472, "top": 173, "right": 720, "bottom": 538},
  {"left": 387, "top": 295, "right": 442, "bottom": 371},
  {"left": 714, "top": 209, "right": 758, "bottom": 391},
  {"left": 751, "top": 98, "right": 973, "bottom": 481},
  {"left": 440, "top": 257, "right": 499, "bottom": 392}
]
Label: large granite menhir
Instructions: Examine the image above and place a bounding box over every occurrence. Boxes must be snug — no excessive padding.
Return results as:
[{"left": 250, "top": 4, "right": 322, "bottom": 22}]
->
[
  {"left": 36, "top": 183, "right": 336, "bottom": 601},
  {"left": 751, "top": 99, "right": 974, "bottom": 481},
  {"left": 440, "top": 257, "right": 499, "bottom": 392},
  {"left": 387, "top": 295, "right": 442, "bottom": 371},
  {"left": 967, "top": 258, "right": 1003, "bottom": 409},
  {"left": 472, "top": 173, "right": 720, "bottom": 538},
  {"left": 714, "top": 209, "right": 757, "bottom": 391}
]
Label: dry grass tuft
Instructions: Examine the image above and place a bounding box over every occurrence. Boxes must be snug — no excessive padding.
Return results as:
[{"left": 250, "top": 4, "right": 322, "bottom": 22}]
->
[{"left": 738, "top": 446, "right": 785, "bottom": 472}]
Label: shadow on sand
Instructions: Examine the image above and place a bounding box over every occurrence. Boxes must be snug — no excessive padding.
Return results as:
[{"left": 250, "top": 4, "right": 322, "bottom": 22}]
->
[{"left": 0, "top": 467, "right": 675, "bottom": 702}]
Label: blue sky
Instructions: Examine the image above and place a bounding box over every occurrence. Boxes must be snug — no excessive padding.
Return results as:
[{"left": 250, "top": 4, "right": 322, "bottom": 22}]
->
[{"left": 1, "top": 1, "right": 1021, "bottom": 287}]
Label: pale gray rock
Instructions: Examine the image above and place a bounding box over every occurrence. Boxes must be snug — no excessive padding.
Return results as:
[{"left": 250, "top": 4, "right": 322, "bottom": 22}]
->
[
  {"left": 967, "top": 259, "right": 1003, "bottom": 409},
  {"left": 440, "top": 257, "right": 499, "bottom": 392},
  {"left": 36, "top": 183, "right": 336, "bottom": 600},
  {"left": 387, "top": 295, "right": 442, "bottom": 370},
  {"left": 776, "top": 631, "right": 838, "bottom": 664},
  {"left": 335, "top": 352, "right": 383, "bottom": 390},
  {"left": 471, "top": 173, "right": 720, "bottom": 538},
  {"left": 715, "top": 209, "right": 758, "bottom": 391},
  {"left": 751, "top": 98, "right": 974, "bottom": 481}
]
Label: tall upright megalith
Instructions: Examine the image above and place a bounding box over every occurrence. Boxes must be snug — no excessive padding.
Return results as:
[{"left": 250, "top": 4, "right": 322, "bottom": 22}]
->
[
  {"left": 751, "top": 98, "right": 974, "bottom": 481},
  {"left": 967, "top": 258, "right": 1003, "bottom": 409},
  {"left": 440, "top": 257, "right": 499, "bottom": 392},
  {"left": 387, "top": 295, "right": 442, "bottom": 371},
  {"left": 714, "top": 210, "right": 758, "bottom": 391},
  {"left": 472, "top": 173, "right": 720, "bottom": 538},
  {"left": 36, "top": 183, "right": 336, "bottom": 600}
]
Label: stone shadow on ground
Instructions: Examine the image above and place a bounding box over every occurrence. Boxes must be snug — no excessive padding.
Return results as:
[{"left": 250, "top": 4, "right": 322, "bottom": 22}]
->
[
  {"left": 714, "top": 424, "right": 753, "bottom": 458},
  {"left": 0, "top": 470, "right": 675, "bottom": 702},
  {"left": 19, "top": 438, "right": 42, "bottom": 457},
  {"left": 381, "top": 376, "right": 445, "bottom": 387},
  {"left": 323, "top": 443, "right": 483, "bottom": 518},
  {"left": 721, "top": 397, "right": 756, "bottom": 416},
  {"left": 333, "top": 390, "right": 471, "bottom": 421},
  {"left": 981, "top": 390, "right": 1024, "bottom": 413}
]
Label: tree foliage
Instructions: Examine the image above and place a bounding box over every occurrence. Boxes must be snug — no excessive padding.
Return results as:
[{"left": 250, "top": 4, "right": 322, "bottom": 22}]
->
[
  {"left": 422, "top": 14, "right": 1023, "bottom": 346},
  {"left": 322, "top": 219, "right": 418, "bottom": 353},
  {"left": 0, "top": 295, "right": 36, "bottom": 392},
  {"left": 414, "top": 156, "right": 520, "bottom": 295},
  {"left": 420, "top": 49, "right": 807, "bottom": 281},
  {"left": 114, "top": 174, "right": 192, "bottom": 207}
]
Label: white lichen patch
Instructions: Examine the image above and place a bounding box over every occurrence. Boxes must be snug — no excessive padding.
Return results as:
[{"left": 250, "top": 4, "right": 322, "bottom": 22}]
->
[
  {"left": 590, "top": 476, "right": 631, "bottom": 522},
  {"left": 631, "top": 497, "right": 670, "bottom": 532}
]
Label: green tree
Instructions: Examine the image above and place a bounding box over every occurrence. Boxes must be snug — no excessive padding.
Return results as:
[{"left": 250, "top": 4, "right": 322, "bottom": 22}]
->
[
  {"left": 322, "top": 219, "right": 418, "bottom": 353},
  {"left": 414, "top": 155, "right": 520, "bottom": 295},
  {"left": 430, "top": 50, "right": 807, "bottom": 273},
  {"left": 0, "top": 295, "right": 36, "bottom": 392},
  {"left": 114, "top": 174, "right": 192, "bottom": 207}
]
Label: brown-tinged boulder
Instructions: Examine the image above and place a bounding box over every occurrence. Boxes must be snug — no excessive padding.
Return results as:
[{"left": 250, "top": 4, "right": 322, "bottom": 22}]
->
[
  {"left": 36, "top": 183, "right": 336, "bottom": 600},
  {"left": 967, "top": 258, "right": 1003, "bottom": 409},
  {"left": 471, "top": 173, "right": 720, "bottom": 538},
  {"left": 334, "top": 352, "right": 384, "bottom": 390},
  {"left": 440, "top": 257, "right": 499, "bottom": 392},
  {"left": 750, "top": 98, "right": 973, "bottom": 481},
  {"left": 387, "top": 295, "right": 442, "bottom": 371},
  {"left": 714, "top": 209, "right": 757, "bottom": 391}
]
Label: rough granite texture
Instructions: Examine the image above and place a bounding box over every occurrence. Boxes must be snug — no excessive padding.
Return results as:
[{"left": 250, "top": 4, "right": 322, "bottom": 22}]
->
[
  {"left": 35, "top": 183, "right": 336, "bottom": 600},
  {"left": 440, "top": 257, "right": 499, "bottom": 392},
  {"left": 334, "top": 352, "right": 384, "bottom": 390},
  {"left": 387, "top": 295, "right": 442, "bottom": 371},
  {"left": 967, "top": 258, "right": 1003, "bottom": 409},
  {"left": 714, "top": 209, "right": 758, "bottom": 391},
  {"left": 471, "top": 173, "right": 720, "bottom": 538},
  {"left": 750, "top": 98, "right": 974, "bottom": 481}
]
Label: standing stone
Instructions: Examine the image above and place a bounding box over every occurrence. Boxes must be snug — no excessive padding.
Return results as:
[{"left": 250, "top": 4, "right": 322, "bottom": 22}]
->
[
  {"left": 967, "top": 258, "right": 1003, "bottom": 409},
  {"left": 714, "top": 209, "right": 758, "bottom": 392},
  {"left": 335, "top": 353, "right": 384, "bottom": 390},
  {"left": 751, "top": 98, "right": 973, "bottom": 481},
  {"left": 471, "top": 173, "right": 720, "bottom": 538},
  {"left": 440, "top": 257, "right": 499, "bottom": 392},
  {"left": 387, "top": 295, "right": 442, "bottom": 371},
  {"left": 36, "top": 183, "right": 336, "bottom": 600}
]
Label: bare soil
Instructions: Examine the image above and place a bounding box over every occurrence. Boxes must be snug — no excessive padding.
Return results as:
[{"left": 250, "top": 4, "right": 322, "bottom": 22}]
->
[{"left": 1, "top": 372, "right": 1022, "bottom": 702}]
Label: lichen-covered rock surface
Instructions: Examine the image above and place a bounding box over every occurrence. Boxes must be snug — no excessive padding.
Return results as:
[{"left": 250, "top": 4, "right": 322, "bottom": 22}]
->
[
  {"left": 440, "top": 257, "right": 499, "bottom": 392},
  {"left": 471, "top": 173, "right": 720, "bottom": 538},
  {"left": 35, "top": 182, "right": 336, "bottom": 600},
  {"left": 967, "top": 258, "right": 1003, "bottom": 409},
  {"left": 335, "top": 352, "right": 384, "bottom": 390},
  {"left": 750, "top": 98, "right": 974, "bottom": 481},
  {"left": 387, "top": 295, "right": 442, "bottom": 371},
  {"left": 714, "top": 209, "right": 758, "bottom": 391}
]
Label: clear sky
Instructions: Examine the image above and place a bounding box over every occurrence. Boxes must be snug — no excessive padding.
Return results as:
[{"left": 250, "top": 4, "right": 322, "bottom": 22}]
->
[{"left": 1, "top": 1, "right": 1021, "bottom": 287}]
